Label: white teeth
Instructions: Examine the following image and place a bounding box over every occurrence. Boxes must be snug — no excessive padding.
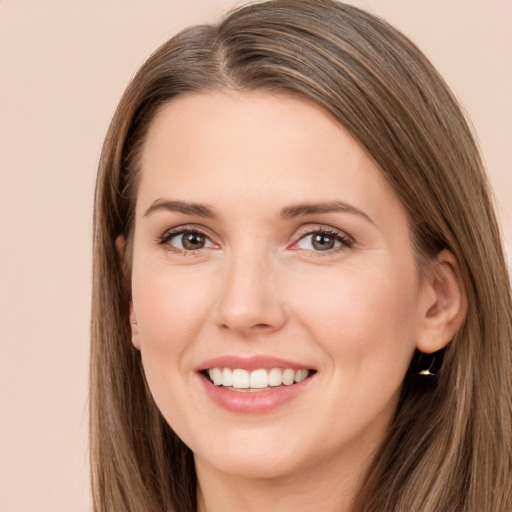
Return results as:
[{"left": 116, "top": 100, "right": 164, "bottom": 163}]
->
[
  {"left": 207, "top": 367, "right": 311, "bottom": 389},
  {"left": 294, "top": 369, "right": 309, "bottom": 383},
  {"left": 282, "top": 368, "right": 295, "bottom": 386},
  {"left": 222, "top": 368, "right": 233, "bottom": 387},
  {"left": 232, "top": 369, "right": 250, "bottom": 389},
  {"left": 268, "top": 368, "right": 283, "bottom": 387},
  {"left": 209, "top": 368, "right": 223, "bottom": 385},
  {"left": 249, "top": 369, "right": 268, "bottom": 388}
]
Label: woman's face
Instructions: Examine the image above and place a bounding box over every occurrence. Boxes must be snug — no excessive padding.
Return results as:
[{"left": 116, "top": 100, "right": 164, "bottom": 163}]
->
[{"left": 129, "top": 92, "right": 432, "bottom": 481}]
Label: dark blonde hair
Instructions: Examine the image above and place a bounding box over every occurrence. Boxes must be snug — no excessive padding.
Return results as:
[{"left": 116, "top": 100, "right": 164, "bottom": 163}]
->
[{"left": 90, "top": 1, "right": 512, "bottom": 510}]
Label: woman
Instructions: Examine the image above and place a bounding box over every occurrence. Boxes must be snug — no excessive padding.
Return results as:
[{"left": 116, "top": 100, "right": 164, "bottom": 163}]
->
[{"left": 90, "top": 1, "right": 512, "bottom": 510}]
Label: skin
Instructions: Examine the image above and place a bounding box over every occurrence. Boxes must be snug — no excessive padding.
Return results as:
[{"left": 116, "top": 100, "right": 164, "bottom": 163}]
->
[{"left": 127, "top": 91, "right": 466, "bottom": 512}]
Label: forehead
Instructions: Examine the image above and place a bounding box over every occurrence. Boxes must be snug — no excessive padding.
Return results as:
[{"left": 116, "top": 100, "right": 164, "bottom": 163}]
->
[{"left": 136, "top": 91, "right": 407, "bottom": 227}]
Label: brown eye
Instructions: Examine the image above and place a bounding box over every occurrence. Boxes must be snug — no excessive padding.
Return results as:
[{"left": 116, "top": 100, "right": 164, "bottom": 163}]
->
[
  {"left": 295, "top": 229, "right": 352, "bottom": 253},
  {"left": 181, "top": 232, "right": 206, "bottom": 250},
  {"left": 163, "top": 230, "right": 214, "bottom": 251},
  {"left": 311, "top": 233, "right": 336, "bottom": 251}
]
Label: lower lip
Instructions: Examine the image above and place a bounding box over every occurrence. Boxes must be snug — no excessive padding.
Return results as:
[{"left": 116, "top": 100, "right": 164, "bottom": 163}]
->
[{"left": 198, "top": 373, "right": 314, "bottom": 414}]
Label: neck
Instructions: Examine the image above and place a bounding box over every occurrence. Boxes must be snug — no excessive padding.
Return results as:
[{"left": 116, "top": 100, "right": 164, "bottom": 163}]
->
[{"left": 195, "top": 449, "right": 371, "bottom": 512}]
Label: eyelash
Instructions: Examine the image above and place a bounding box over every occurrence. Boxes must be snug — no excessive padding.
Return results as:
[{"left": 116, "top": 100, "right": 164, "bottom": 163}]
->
[
  {"left": 293, "top": 227, "right": 354, "bottom": 255},
  {"left": 157, "top": 227, "right": 215, "bottom": 255},
  {"left": 157, "top": 226, "right": 354, "bottom": 256}
]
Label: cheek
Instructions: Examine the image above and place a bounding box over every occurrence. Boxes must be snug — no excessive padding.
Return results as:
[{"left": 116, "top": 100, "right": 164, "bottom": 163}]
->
[
  {"left": 130, "top": 266, "right": 220, "bottom": 436},
  {"left": 130, "top": 264, "right": 217, "bottom": 405},
  {"left": 288, "top": 265, "right": 422, "bottom": 446},
  {"left": 133, "top": 263, "right": 215, "bottom": 346},
  {"left": 292, "top": 264, "right": 421, "bottom": 374}
]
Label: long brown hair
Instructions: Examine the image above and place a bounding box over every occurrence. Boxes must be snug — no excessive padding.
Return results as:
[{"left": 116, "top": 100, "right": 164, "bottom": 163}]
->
[{"left": 90, "top": 1, "right": 512, "bottom": 510}]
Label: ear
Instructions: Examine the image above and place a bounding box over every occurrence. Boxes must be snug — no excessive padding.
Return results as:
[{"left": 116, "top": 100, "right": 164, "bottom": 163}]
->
[
  {"left": 129, "top": 300, "right": 141, "bottom": 350},
  {"left": 115, "top": 235, "right": 126, "bottom": 256},
  {"left": 116, "top": 235, "right": 140, "bottom": 350},
  {"left": 416, "top": 249, "right": 467, "bottom": 354}
]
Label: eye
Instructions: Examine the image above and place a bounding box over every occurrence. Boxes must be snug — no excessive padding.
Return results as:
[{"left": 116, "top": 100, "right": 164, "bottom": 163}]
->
[
  {"left": 295, "top": 229, "right": 352, "bottom": 252},
  {"left": 159, "top": 229, "right": 216, "bottom": 252}
]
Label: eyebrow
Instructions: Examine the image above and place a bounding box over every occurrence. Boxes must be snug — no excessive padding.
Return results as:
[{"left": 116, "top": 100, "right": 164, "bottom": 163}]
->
[
  {"left": 280, "top": 201, "right": 374, "bottom": 225},
  {"left": 143, "top": 199, "right": 216, "bottom": 218},
  {"left": 143, "top": 198, "right": 374, "bottom": 225}
]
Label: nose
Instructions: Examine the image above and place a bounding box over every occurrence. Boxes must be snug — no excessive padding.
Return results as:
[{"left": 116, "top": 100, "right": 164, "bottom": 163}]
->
[{"left": 213, "top": 251, "right": 287, "bottom": 336}]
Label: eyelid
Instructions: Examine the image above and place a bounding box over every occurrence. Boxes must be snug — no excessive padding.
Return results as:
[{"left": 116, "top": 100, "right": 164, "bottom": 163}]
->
[
  {"left": 156, "top": 223, "right": 353, "bottom": 255},
  {"left": 290, "top": 224, "right": 354, "bottom": 253},
  {"left": 157, "top": 224, "right": 219, "bottom": 252}
]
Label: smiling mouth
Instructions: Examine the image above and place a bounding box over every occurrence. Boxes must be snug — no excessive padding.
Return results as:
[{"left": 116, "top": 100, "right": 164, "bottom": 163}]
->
[{"left": 204, "top": 367, "right": 316, "bottom": 392}]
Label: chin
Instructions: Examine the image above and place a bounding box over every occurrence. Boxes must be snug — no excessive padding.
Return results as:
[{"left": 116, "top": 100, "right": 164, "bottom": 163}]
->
[{"left": 194, "top": 437, "right": 308, "bottom": 480}]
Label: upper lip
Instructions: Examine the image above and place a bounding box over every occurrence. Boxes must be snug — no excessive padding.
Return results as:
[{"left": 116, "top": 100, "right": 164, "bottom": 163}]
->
[{"left": 196, "top": 355, "right": 314, "bottom": 372}]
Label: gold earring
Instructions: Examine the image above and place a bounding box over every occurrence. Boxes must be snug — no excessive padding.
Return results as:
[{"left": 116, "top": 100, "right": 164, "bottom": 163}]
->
[{"left": 418, "top": 356, "right": 436, "bottom": 376}]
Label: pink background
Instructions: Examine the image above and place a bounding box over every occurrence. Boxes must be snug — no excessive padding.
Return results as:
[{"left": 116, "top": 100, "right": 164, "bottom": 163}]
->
[{"left": 1, "top": 1, "right": 510, "bottom": 511}]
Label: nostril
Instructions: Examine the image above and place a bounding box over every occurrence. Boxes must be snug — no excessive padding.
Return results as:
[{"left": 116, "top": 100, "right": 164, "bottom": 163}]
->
[
  {"left": 216, "top": 322, "right": 273, "bottom": 334},
  {"left": 251, "top": 323, "right": 273, "bottom": 330}
]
